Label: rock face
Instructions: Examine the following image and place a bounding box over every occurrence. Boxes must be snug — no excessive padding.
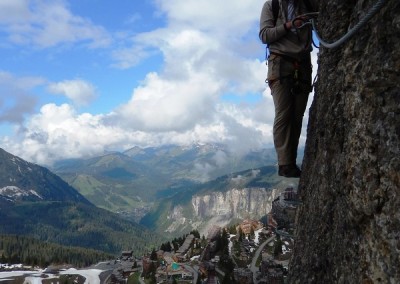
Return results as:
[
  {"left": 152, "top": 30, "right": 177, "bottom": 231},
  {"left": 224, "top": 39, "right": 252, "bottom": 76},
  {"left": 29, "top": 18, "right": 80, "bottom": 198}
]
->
[
  {"left": 288, "top": 0, "right": 400, "bottom": 283},
  {"left": 192, "top": 188, "right": 280, "bottom": 219},
  {"left": 164, "top": 187, "right": 280, "bottom": 236}
]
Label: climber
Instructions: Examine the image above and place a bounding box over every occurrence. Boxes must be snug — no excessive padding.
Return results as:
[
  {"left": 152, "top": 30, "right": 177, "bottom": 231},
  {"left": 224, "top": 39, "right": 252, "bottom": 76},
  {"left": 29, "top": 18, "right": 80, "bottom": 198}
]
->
[{"left": 259, "top": 0, "right": 318, "bottom": 178}]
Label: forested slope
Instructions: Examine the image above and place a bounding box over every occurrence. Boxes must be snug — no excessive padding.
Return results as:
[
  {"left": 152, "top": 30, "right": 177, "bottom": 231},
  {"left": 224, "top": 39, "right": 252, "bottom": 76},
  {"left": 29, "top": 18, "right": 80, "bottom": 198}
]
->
[{"left": 0, "top": 234, "right": 113, "bottom": 268}]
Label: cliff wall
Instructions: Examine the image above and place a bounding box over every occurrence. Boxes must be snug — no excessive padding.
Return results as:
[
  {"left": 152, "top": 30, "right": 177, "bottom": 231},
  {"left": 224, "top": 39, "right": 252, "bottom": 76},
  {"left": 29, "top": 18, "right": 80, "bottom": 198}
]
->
[
  {"left": 289, "top": 0, "right": 400, "bottom": 283},
  {"left": 164, "top": 187, "right": 280, "bottom": 235},
  {"left": 192, "top": 187, "right": 280, "bottom": 219}
]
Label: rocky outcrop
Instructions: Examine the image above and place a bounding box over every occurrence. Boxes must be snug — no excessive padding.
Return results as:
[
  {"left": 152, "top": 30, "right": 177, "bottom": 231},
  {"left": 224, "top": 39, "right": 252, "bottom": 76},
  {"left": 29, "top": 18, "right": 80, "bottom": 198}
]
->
[
  {"left": 164, "top": 187, "right": 280, "bottom": 235},
  {"left": 192, "top": 188, "right": 280, "bottom": 219},
  {"left": 288, "top": 0, "right": 400, "bottom": 283}
]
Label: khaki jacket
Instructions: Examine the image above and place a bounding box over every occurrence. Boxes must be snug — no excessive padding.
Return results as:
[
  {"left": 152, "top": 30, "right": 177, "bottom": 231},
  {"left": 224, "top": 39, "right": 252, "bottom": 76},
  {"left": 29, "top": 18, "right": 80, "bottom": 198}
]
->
[{"left": 259, "top": 0, "right": 318, "bottom": 59}]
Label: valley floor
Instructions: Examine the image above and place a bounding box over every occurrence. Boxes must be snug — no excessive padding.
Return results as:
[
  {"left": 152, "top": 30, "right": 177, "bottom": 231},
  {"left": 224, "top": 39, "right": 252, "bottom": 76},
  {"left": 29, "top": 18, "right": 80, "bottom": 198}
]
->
[{"left": 0, "top": 224, "right": 293, "bottom": 284}]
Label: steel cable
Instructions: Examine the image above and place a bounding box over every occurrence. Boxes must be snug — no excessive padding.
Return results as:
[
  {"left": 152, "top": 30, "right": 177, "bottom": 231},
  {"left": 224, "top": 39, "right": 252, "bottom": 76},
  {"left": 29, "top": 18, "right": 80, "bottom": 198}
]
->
[{"left": 311, "top": 0, "right": 389, "bottom": 49}]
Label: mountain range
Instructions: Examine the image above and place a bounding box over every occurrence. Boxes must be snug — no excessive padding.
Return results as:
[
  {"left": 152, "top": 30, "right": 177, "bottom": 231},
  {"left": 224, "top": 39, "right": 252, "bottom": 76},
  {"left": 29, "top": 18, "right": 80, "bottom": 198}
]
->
[
  {"left": 0, "top": 144, "right": 299, "bottom": 253},
  {"left": 51, "top": 144, "right": 299, "bottom": 237},
  {"left": 0, "top": 148, "right": 88, "bottom": 204},
  {"left": 52, "top": 144, "right": 288, "bottom": 221},
  {"left": 0, "top": 148, "right": 163, "bottom": 255}
]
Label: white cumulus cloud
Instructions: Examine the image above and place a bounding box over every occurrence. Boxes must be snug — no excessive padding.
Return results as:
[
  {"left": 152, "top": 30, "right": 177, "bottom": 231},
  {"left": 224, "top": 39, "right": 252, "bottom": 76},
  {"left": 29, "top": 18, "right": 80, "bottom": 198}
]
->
[
  {"left": 0, "top": 0, "right": 319, "bottom": 166},
  {"left": 47, "top": 79, "right": 97, "bottom": 107},
  {"left": 4, "top": 104, "right": 131, "bottom": 164},
  {"left": 0, "top": 0, "right": 111, "bottom": 48}
]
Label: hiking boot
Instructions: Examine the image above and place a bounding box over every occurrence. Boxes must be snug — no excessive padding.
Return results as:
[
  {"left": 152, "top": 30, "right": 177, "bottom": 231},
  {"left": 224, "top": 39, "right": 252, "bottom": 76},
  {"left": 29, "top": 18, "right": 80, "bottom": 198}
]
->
[{"left": 278, "top": 164, "right": 301, "bottom": 178}]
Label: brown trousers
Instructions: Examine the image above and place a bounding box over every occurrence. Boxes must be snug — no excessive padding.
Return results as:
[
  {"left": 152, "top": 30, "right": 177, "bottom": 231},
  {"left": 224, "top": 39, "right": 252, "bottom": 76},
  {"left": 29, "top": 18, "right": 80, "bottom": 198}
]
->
[{"left": 267, "top": 53, "right": 312, "bottom": 166}]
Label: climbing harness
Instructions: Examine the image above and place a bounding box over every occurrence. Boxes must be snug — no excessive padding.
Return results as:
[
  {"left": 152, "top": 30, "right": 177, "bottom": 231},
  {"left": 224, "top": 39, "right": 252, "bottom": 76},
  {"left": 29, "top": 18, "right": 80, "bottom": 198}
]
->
[
  {"left": 294, "top": 0, "right": 389, "bottom": 49},
  {"left": 264, "top": 68, "right": 311, "bottom": 93},
  {"left": 292, "top": 60, "right": 302, "bottom": 93},
  {"left": 266, "top": 53, "right": 312, "bottom": 93}
]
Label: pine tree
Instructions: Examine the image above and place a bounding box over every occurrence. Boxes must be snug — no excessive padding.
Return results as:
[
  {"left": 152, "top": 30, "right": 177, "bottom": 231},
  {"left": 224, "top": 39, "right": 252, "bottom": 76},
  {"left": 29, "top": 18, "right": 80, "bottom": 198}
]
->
[{"left": 150, "top": 248, "right": 158, "bottom": 261}]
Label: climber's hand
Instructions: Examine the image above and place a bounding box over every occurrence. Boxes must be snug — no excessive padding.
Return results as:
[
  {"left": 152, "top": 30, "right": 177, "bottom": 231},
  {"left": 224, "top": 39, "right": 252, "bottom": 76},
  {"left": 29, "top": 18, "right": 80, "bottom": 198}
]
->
[{"left": 285, "top": 18, "right": 303, "bottom": 29}]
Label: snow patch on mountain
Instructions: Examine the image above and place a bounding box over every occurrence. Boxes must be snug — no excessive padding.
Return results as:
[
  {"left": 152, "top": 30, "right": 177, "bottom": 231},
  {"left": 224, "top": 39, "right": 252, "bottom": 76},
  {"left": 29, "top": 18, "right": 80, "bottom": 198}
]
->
[{"left": 0, "top": 186, "right": 43, "bottom": 200}]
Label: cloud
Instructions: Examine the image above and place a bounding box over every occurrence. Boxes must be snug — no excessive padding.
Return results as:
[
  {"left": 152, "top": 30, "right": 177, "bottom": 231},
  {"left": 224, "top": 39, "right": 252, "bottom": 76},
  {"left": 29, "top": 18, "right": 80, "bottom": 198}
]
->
[
  {"left": 114, "top": 70, "right": 222, "bottom": 132},
  {"left": 111, "top": 14, "right": 267, "bottom": 133},
  {"left": 0, "top": 0, "right": 111, "bottom": 48},
  {"left": 0, "top": 95, "right": 37, "bottom": 124},
  {"left": 0, "top": 0, "right": 30, "bottom": 24},
  {"left": 125, "top": 12, "right": 142, "bottom": 25},
  {"left": 0, "top": 71, "right": 44, "bottom": 124},
  {"left": 155, "top": 0, "right": 262, "bottom": 35},
  {"left": 1, "top": 100, "right": 273, "bottom": 166},
  {"left": 0, "top": 0, "right": 318, "bottom": 166},
  {"left": 3, "top": 104, "right": 129, "bottom": 165},
  {"left": 47, "top": 79, "right": 97, "bottom": 107},
  {"left": 111, "top": 44, "right": 156, "bottom": 69}
]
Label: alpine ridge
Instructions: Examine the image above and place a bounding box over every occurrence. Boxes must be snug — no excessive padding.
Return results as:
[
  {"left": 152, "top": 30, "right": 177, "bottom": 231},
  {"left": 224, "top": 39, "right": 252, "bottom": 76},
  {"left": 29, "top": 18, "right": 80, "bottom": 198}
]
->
[
  {"left": 0, "top": 148, "right": 163, "bottom": 255},
  {"left": 0, "top": 148, "right": 89, "bottom": 203}
]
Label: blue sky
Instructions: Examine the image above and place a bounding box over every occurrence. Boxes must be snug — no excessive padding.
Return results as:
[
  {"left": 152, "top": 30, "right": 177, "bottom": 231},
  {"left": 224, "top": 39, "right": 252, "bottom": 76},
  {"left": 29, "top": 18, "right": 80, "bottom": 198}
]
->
[{"left": 0, "top": 0, "right": 317, "bottom": 165}]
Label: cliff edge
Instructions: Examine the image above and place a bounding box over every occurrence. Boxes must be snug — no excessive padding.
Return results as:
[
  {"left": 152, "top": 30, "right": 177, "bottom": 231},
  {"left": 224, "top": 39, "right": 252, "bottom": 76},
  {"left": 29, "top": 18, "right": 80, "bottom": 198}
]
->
[{"left": 289, "top": 0, "right": 400, "bottom": 283}]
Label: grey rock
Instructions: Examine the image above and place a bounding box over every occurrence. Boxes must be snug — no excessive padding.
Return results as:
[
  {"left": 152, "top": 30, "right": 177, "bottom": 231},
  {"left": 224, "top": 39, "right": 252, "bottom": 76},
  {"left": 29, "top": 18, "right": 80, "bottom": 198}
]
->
[{"left": 288, "top": 0, "right": 400, "bottom": 283}]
